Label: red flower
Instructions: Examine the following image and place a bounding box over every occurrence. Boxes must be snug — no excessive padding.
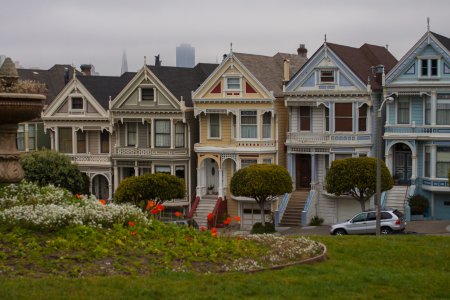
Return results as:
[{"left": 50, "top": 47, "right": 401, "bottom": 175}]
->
[
  {"left": 146, "top": 200, "right": 156, "bottom": 211},
  {"left": 128, "top": 221, "right": 135, "bottom": 227},
  {"left": 75, "top": 194, "right": 82, "bottom": 199},
  {"left": 211, "top": 232, "right": 217, "bottom": 237},
  {"left": 199, "top": 226, "right": 207, "bottom": 231},
  {"left": 223, "top": 217, "right": 232, "bottom": 225},
  {"left": 99, "top": 199, "right": 106, "bottom": 205},
  {"left": 207, "top": 213, "right": 214, "bottom": 221},
  {"left": 174, "top": 211, "right": 183, "bottom": 218},
  {"left": 151, "top": 209, "right": 159, "bottom": 214},
  {"left": 211, "top": 228, "right": 217, "bottom": 237},
  {"left": 156, "top": 204, "right": 164, "bottom": 212},
  {"left": 233, "top": 216, "right": 241, "bottom": 222},
  {"left": 130, "top": 230, "right": 137, "bottom": 235}
]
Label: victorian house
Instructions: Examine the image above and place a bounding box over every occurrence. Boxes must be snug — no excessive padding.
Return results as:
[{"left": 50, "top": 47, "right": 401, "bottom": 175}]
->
[
  {"left": 192, "top": 48, "right": 307, "bottom": 229},
  {"left": 284, "top": 41, "right": 397, "bottom": 224},
  {"left": 42, "top": 61, "right": 216, "bottom": 209},
  {"left": 384, "top": 29, "right": 450, "bottom": 220}
]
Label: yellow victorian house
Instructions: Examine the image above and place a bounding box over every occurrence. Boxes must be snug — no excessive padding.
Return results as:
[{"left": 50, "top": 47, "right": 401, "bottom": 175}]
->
[{"left": 192, "top": 48, "right": 307, "bottom": 229}]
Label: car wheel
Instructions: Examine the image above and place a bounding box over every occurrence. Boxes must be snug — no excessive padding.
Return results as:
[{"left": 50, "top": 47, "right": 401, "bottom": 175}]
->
[
  {"left": 381, "top": 227, "right": 392, "bottom": 235},
  {"left": 334, "top": 229, "right": 347, "bottom": 235}
]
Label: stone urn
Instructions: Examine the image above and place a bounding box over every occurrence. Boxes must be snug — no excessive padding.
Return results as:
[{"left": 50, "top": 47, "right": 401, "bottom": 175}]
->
[{"left": 0, "top": 58, "right": 45, "bottom": 183}]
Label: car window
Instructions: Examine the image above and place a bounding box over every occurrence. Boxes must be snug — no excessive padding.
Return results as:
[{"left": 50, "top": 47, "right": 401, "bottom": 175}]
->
[
  {"left": 352, "top": 213, "right": 367, "bottom": 223},
  {"left": 367, "top": 212, "right": 376, "bottom": 221},
  {"left": 381, "top": 212, "right": 392, "bottom": 220},
  {"left": 393, "top": 210, "right": 404, "bottom": 218}
]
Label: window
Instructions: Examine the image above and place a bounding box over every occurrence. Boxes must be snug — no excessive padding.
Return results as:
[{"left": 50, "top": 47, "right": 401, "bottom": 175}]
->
[
  {"left": 425, "top": 147, "right": 430, "bottom": 177},
  {"left": 155, "top": 120, "right": 170, "bottom": 147},
  {"left": 208, "top": 114, "right": 220, "bottom": 138},
  {"left": 421, "top": 59, "right": 439, "bottom": 77},
  {"left": 320, "top": 70, "right": 335, "bottom": 83},
  {"left": 232, "top": 114, "right": 237, "bottom": 139},
  {"left": 335, "top": 103, "right": 352, "bottom": 132},
  {"left": 397, "top": 98, "right": 410, "bottom": 124},
  {"left": 436, "top": 96, "right": 450, "bottom": 125},
  {"left": 358, "top": 105, "right": 367, "bottom": 132},
  {"left": 17, "top": 124, "right": 25, "bottom": 151},
  {"left": 241, "top": 111, "right": 257, "bottom": 138},
  {"left": 71, "top": 97, "right": 83, "bottom": 110},
  {"left": 175, "top": 122, "right": 185, "bottom": 148},
  {"left": 431, "top": 59, "right": 438, "bottom": 76},
  {"left": 28, "top": 124, "right": 36, "bottom": 150},
  {"left": 299, "top": 106, "right": 311, "bottom": 131},
  {"left": 175, "top": 166, "right": 185, "bottom": 181},
  {"left": 262, "top": 112, "right": 272, "bottom": 138},
  {"left": 59, "top": 128, "right": 73, "bottom": 153},
  {"left": 127, "top": 123, "right": 137, "bottom": 146},
  {"left": 381, "top": 212, "right": 393, "bottom": 220},
  {"left": 425, "top": 97, "right": 431, "bottom": 125},
  {"left": 100, "top": 131, "right": 109, "bottom": 153},
  {"left": 226, "top": 77, "right": 241, "bottom": 90},
  {"left": 263, "top": 158, "right": 272, "bottom": 164},
  {"left": 241, "top": 159, "right": 257, "bottom": 169},
  {"left": 325, "top": 107, "right": 330, "bottom": 131},
  {"left": 421, "top": 59, "right": 428, "bottom": 76},
  {"left": 352, "top": 213, "right": 367, "bottom": 223},
  {"left": 155, "top": 166, "right": 171, "bottom": 174},
  {"left": 436, "top": 147, "right": 450, "bottom": 178},
  {"left": 141, "top": 88, "right": 154, "bottom": 101},
  {"left": 77, "top": 131, "right": 87, "bottom": 153}
]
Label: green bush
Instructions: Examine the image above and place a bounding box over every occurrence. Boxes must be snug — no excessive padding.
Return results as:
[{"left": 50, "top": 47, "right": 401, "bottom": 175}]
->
[
  {"left": 408, "top": 194, "right": 429, "bottom": 215},
  {"left": 114, "top": 173, "right": 185, "bottom": 209},
  {"left": 251, "top": 222, "right": 276, "bottom": 234},
  {"left": 309, "top": 215, "right": 324, "bottom": 226},
  {"left": 20, "top": 149, "right": 89, "bottom": 195}
]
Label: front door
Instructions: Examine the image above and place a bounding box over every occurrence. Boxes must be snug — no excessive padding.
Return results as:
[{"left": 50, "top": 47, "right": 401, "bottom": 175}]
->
[
  {"left": 296, "top": 154, "right": 311, "bottom": 189},
  {"left": 394, "top": 144, "right": 412, "bottom": 185}
]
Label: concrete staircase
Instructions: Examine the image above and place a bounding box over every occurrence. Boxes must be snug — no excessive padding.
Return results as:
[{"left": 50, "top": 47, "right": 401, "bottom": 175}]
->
[
  {"left": 279, "top": 190, "right": 310, "bottom": 226},
  {"left": 384, "top": 185, "right": 408, "bottom": 213},
  {"left": 192, "top": 195, "right": 218, "bottom": 228}
]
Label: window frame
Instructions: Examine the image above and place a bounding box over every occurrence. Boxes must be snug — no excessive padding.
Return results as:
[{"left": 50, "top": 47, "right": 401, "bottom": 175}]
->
[
  {"left": 419, "top": 57, "right": 440, "bottom": 78},
  {"left": 175, "top": 122, "right": 185, "bottom": 148},
  {"left": 358, "top": 104, "right": 368, "bottom": 132},
  {"left": 17, "top": 124, "right": 25, "bottom": 151},
  {"left": 58, "top": 127, "right": 73, "bottom": 154},
  {"left": 240, "top": 110, "right": 257, "bottom": 139},
  {"left": 76, "top": 130, "right": 87, "bottom": 154},
  {"left": 208, "top": 113, "right": 221, "bottom": 139},
  {"left": 70, "top": 95, "right": 85, "bottom": 112},
  {"left": 100, "top": 130, "right": 110, "bottom": 154},
  {"left": 262, "top": 111, "right": 272, "bottom": 139},
  {"left": 224, "top": 76, "right": 242, "bottom": 91},
  {"left": 28, "top": 124, "right": 36, "bottom": 151},
  {"left": 126, "top": 122, "right": 137, "bottom": 147},
  {"left": 139, "top": 86, "right": 157, "bottom": 102},
  {"left": 396, "top": 97, "right": 411, "bottom": 125},
  {"left": 319, "top": 69, "right": 335, "bottom": 84},
  {"left": 154, "top": 119, "right": 171, "bottom": 148},
  {"left": 334, "top": 103, "right": 353, "bottom": 132},
  {"left": 299, "top": 106, "right": 311, "bottom": 132}
]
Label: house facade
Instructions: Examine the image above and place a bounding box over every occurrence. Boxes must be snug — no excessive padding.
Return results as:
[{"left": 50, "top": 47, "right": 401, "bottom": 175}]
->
[
  {"left": 192, "top": 49, "right": 307, "bottom": 229},
  {"left": 385, "top": 30, "right": 450, "bottom": 220},
  {"left": 284, "top": 42, "right": 397, "bottom": 224}
]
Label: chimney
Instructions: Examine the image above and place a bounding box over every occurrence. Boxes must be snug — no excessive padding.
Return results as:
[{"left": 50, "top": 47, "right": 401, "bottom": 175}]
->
[
  {"left": 283, "top": 59, "right": 290, "bottom": 82},
  {"left": 297, "top": 44, "right": 307, "bottom": 58},
  {"left": 223, "top": 54, "right": 227, "bottom": 61},
  {"left": 155, "top": 54, "right": 161, "bottom": 67},
  {"left": 80, "top": 64, "right": 92, "bottom": 76}
]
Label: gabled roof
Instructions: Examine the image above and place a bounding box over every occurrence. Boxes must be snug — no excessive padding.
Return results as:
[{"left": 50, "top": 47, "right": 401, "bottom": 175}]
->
[
  {"left": 234, "top": 52, "right": 307, "bottom": 97},
  {"left": 148, "top": 63, "right": 217, "bottom": 107},
  {"left": 430, "top": 31, "right": 450, "bottom": 52},
  {"left": 17, "top": 65, "right": 80, "bottom": 105},
  {"left": 326, "top": 43, "right": 398, "bottom": 89},
  {"left": 77, "top": 73, "right": 135, "bottom": 109}
]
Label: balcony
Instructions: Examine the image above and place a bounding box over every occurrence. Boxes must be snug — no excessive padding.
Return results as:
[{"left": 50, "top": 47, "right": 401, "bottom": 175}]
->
[
  {"left": 286, "top": 132, "right": 372, "bottom": 146},
  {"left": 384, "top": 125, "right": 450, "bottom": 140},
  {"left": 113, "top": 146, "right": 188, "bottom": 157},
  {"left": 68, "top": 154, "right": 111, "bottom": 165}
]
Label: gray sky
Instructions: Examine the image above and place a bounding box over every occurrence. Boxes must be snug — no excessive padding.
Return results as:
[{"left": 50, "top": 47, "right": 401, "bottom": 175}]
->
[{"left": 1, "top": 0, "right": 449, "bottom": 76}]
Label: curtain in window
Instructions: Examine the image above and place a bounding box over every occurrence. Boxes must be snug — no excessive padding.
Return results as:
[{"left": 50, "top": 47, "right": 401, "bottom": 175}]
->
[
  {"left": 28, "top": 124, "right": 36, "bottom": 150},
  {"left": 397, "top": 98, "right": 409, "bottom": 124},
  {"left": 155, "top": 120, "right": 170, "bottom": 147},
  {"left": 262, "top": 112, "right": 271, "bottom": 138},
  {"left": 241, "top": 111, "right": 257, "bottom": 138},
  {"left": 100, "top": 131, "right": 109, "bottom": 153},
  {"left": 127, "top": 123, "right": 137, "bottom": 146},
  {"left": 299, "top": 107, "right": 311, "bottom": 131},
  {"left": 325, "top": 107, "right": 330, "bottom": 131},
  {"left": 209, "top": 114, "right": 220, "bottom": 138},
  {"left": 436, "top": 99, "right": 450, "bottom": 125},
  {"left": 335, "top": 103, "right": 352, "bottom": 131},
  {"left": 77, "top": 131, "right": 87, "bottom": 153},
  {"left": 17, "top": 125, "right": 25, "bottom": 151},
  {"left": 175, "top": 122, "right": 185, "bottom": 148},
  {"left": 437, "top": 147, "right": 450, "bottom": 178},
  {"left": 59, "top": 128, "right": 73, "bottom": 153}
]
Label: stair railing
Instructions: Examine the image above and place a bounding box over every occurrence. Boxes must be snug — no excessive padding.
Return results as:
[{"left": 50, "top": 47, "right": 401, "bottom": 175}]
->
[
  {"left": 187, "top": 196, "right": 200, "bottom": 219},
  {"left": 274, "top": 193, "right": 290, "bottom": 226},
  {"left": 207, "top": 197, "right": 227, "bottom": 229},
  {"left": 301, "top": 189, "right": 317, "bottom": 226}
]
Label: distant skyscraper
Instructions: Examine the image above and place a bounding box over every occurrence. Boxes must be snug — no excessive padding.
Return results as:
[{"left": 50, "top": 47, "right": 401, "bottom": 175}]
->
[
  {"left": 121, "top": 50, "right": 128, "bottom": 75},
  {"left": 0, "top": 55, "right": 5, "bottom": 67},
  {"left": 176, "top": 43, "right": 195, "bottom": 67}
]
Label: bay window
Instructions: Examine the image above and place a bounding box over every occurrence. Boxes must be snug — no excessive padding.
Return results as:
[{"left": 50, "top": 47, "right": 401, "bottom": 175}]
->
[
  {"left": 436, "top": 97, "right": 450, "bottom": 125},
  {"left": 77, "top": 131, "right": 87, "bottom": 153},
  {"left": 175, "top": 122, "right": 185, "bottom": 148},
  {"left": 208, "top": 114, "right": 220, "bottom": 138},
  {"left": 17, "top": 124, "right": 25, "bottom": 151},
  {"left": 262, "top": 112, "right": 272, "bottom": 138},
  {"left": 127, "top": 123, "right": 137, "bottom": 146},
  {"left": 100, "top": 131, "right": 110, "bottom": 153},
  {"left": 358, "top": 104, "right": 367, "bottom": 132},
  {"left": 155, "top": 120, "right": 170, "bottom": 147},
  {"left": 299, "top": 106, "right": 311, "bottom": 131},
  {"left": 397, "top": 98, "right": 410, "bottom": 124},
  {"left": 436, "top": 147, "right": 450, "bottom": 178},
  {"left": 241, "top": 111, "right": 257, "bottom": 138},
  {"left": 28, "top": 124, "right": 36, "bottom": 150},
  {"left": 59, "top": 128, "right": 73, "bottom": 153},
  {"left": 335, "top": 103, "right": 352, "bottom": 132}
]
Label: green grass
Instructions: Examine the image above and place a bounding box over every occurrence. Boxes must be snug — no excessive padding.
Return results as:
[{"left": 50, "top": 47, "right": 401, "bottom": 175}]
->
[{"left": 1, "top": 235, "right": 450, "bottom": 299}]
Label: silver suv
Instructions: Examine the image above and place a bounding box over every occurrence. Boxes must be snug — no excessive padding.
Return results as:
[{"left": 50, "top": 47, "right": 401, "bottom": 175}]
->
[{"left": 330, "top": 208, "right": 406, "bottom": 235}]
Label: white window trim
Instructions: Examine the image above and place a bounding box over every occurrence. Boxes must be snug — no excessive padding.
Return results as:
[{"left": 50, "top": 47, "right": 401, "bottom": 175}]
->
[
  {"left": 240, "top": 110, "right": 258, "bottom": 140},
  {"left": 138, "top": 85, "right": 157, "bottom": 102},
  {"left": 298, "top": 106, "right": 312, "bottom": 133},
  {"left": 319, "top": 69, "right": 336, "bottom": 84},
  {"left": 126, "top": 123, "right": 138, "bottom": 147},
  {"left": 99, "top": 131, "right": 110, "bottom": 154},
  {"left": 418, "top": 57, "right": 441, "bottom": 79},
  {"left": 395, "top": 97, "right": 412, "bottom": 125},
  {"left": 357, "top": 103, "right": 369, "bottom": 133},
  {"left": 223, "top": 75, "right": 243, "bottom": 92},
  {"left": 69, "top": 94, "right": 85, "bottom": 114},
  {"left": 207, "top": 114, "right": 221, "bottom": 139}
]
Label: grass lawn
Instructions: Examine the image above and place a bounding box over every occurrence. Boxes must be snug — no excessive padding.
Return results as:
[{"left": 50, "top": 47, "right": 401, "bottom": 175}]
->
[{"left": 1, "top": 235, "right": 450, "bottom": 299}]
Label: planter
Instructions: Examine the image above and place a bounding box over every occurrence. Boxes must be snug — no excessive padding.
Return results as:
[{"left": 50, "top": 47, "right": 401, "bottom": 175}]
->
[{"left": 411, "top": 214, "right": 424, "bottom": 221}]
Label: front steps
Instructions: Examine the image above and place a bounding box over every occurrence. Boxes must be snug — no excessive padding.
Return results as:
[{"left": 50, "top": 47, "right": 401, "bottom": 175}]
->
[
  {"left": 192, "top": 195, "right": 218, "bottom": 228},
  {"left": 384, "top": 185, "right": 408, "bottom": 213},
  {"left": 279, "top": 190, "right": 310, "bottom": 226}
]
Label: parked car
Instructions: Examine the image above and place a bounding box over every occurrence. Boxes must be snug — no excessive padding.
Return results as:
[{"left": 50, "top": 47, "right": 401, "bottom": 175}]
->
[
  {"left": 163, "top": 218, "right": 199, "bottom": 229},
  {"left": 330, "top": 208, "right": 406, "bottom": 235}
]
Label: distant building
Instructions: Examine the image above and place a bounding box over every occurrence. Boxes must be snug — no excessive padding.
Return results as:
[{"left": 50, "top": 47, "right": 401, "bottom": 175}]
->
[
  {"left": 121, "top": 50, "right": 128, "bottom": 75},
  {"left": 176, "top": 43, "right": 195, "bottom": 67},
  {"left": 0, "top": 55, "right": 5, "bottom": 67}
]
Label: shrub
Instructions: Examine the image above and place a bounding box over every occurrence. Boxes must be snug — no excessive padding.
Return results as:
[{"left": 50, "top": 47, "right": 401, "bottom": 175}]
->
[
  {"left": 20, "top": 149, "right": 89, "bottom": 195},
  {"left": 309, "top": 215, "right": 324, "bottom": 226},
  {"left": 408, "top": 194, "right": 429, "bottom": 215},
  {"left": 251, "top": 222, "right": 276, "bottom": 234}
]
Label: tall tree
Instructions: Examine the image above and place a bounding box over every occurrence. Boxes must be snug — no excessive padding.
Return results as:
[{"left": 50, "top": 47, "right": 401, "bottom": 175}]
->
[
  {"left": 230, "top": 164, "right": 292, "bottom": 226},
  {"left": 326, "top": 157, "right": 393, "bottom": 211}
]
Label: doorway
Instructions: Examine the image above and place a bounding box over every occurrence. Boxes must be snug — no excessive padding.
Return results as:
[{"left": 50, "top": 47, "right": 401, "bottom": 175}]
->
[
  {"left": 296, "top": 154, "right": 311, "bottom": 190},
  {"left": 394, "top": 143, "right": 412, "bottom": 185}
]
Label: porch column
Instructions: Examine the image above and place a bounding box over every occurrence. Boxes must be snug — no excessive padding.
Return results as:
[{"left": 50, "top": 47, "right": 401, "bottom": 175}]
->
[
  {"left": 134, "top": 161, "right": 139, "bottom": 176},
  {"left": 72, "top": 128, "right": 77, "bottom": 154},
  {"left": 218, "top": 168, "right": 223, "bottom": 198},
  {"left": 431, "top": 144, "right": 437, "bottom": 178},
  {"left": 196, "top": 167, "right": 201, "bottom": 197},
  {"left": 108, "top": 182, "right": 113, "bottom": 200},
  {"left": 311, "top": 154, "right": 316, "bottom": 185},
  {"left": 50, "top": 130, "right": 55, "bottom": 150},
  {"left": 411, "top": 154, "right": 417, "bottom": 182},
  {"left": 89, "top": 175, "right": 93, "bottom": 195},
  {"left": 329, "top": 103, "right": 335, "bottom": 133},
  {"left": 150, "top": 118, "right": 154, "bottom": 149},
  {"left": 386, "top": 102, "right": 390, "bottom": 125},
  {"left": 431, "top": 91, "right": 437, "bottom": 126},
  {"left": 113, "top": 165, "right": 119, "bottom": 191}
]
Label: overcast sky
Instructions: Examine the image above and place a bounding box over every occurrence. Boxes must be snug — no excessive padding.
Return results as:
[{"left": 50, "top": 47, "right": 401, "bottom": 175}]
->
[{"left": 1, "top": 0, "right": 449, "bottom": 76}]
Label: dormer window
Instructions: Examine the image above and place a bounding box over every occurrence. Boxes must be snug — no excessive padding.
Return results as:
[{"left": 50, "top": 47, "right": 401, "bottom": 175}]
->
[
  {"left": 320, "top": 70, "right": 335, "bottom": 83},
  {"left": 71, "top": 97, "right": 84, "bottom": 110},
  {"left": 420, "top": 58, "right": 439, "bottom": 77},
  {"left": 226, "top": 77, "right": 241, "bottom": 90},
  {"left": 141, "top": 88, "right": 155, "bottom": 101}
]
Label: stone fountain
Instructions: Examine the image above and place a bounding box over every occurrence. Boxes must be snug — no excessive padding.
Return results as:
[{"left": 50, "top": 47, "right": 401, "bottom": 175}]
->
[{"left": 0, "top": 58, "right": 46, "bottom": 183}]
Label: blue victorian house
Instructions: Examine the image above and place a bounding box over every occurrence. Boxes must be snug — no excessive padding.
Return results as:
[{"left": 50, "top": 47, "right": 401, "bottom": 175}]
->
[{"left": 384, "top": 29, "right": 450, "bottom": 220}]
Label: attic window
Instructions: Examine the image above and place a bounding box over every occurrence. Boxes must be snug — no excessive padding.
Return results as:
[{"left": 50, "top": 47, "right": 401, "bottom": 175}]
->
[
  {"left": 71, "top": 97, "right": 84, "bottom": 110},
  {"left": 226, "top": 77, "right": 241, "bottom": 90},
  {"left": 141, "top": 88, "right": 155, "bottom": 101},
  {"left": 320, "top": 70, "right": 335, "bottom": 83}
]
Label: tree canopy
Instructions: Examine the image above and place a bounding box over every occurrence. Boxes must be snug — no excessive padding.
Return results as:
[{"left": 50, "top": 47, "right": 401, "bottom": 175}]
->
[
  {"left": 230, "top": 164, "right": 292, "bottom": 225},
  {"left": 325, "top": 157, "right": 393, "bottom": 211}
]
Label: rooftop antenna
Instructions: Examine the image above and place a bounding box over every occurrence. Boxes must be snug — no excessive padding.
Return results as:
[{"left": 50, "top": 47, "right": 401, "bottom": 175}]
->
[
  {"left": 144, "top": 56, "right": 147, "bottom": 66},
  {"left": 427, "top": 17, "right": 430, "bottom": 32},
  {"left": 230, "top": 42, "right": 233, "bottom": 53},
  {"left": 324, "top": 34, "right": 327, "bottom": 43}
]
